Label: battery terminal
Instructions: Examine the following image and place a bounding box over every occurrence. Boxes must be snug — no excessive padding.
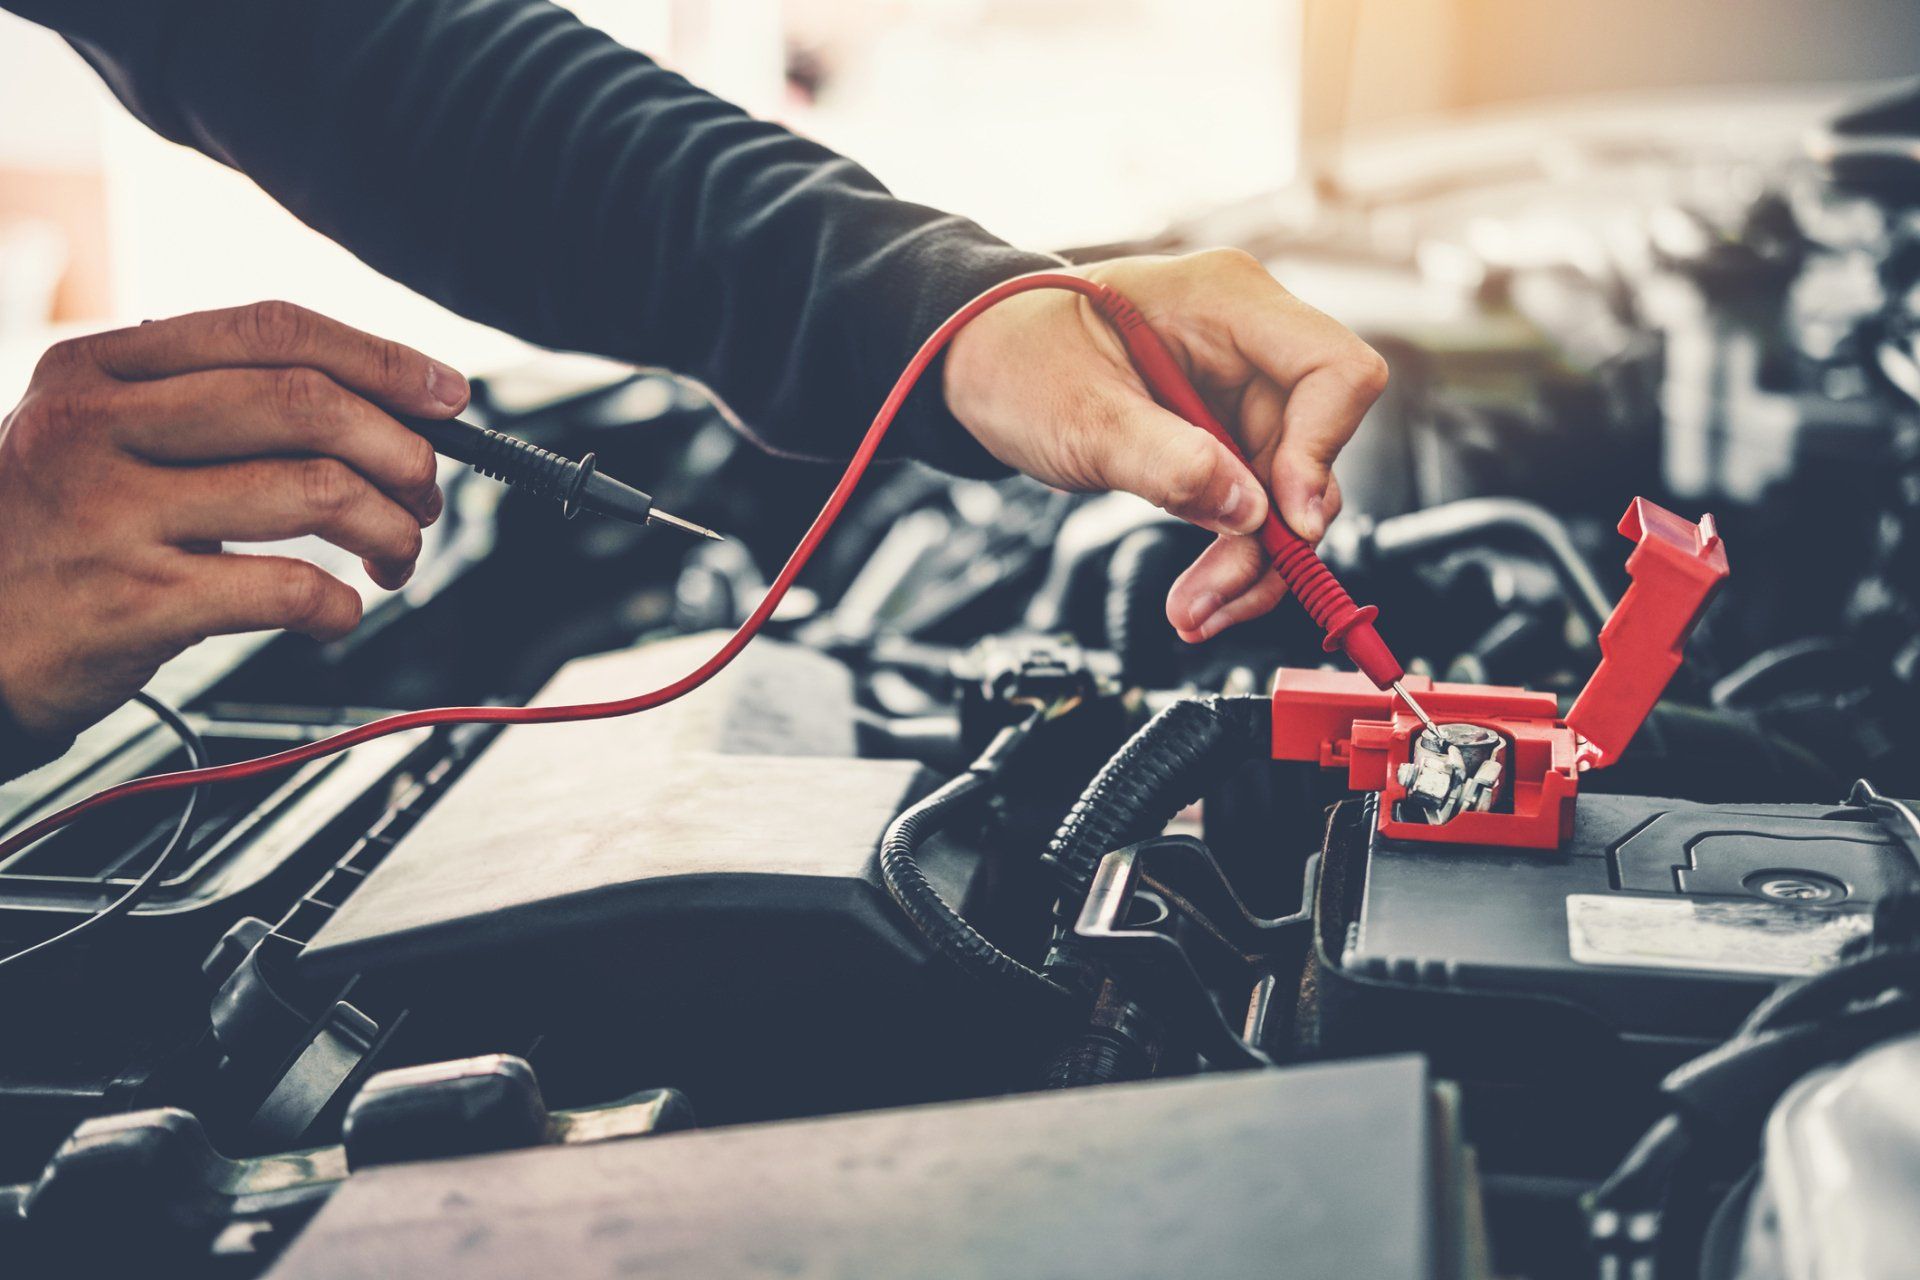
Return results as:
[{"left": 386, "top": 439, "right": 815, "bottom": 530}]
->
[{"left": 1395, "top": 724, "right": 1506, "bottom": 825}]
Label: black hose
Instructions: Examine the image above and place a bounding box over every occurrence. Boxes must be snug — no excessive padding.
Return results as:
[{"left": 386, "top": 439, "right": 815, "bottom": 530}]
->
[
  {"left": 1362, "top": 498, "right": 1615, "bottom": 637},
  {"left": 1044, "top": 694, "right": 1271, "bottom": 897},
  {"left": 1103, "top": 527, "right": 1194, "bottom": 686},
  {"left": 878, "top": 727, "right": 1071, "bottom": 1003},
  {"left": 1041, "top": 979, "right": 1159, "bottom": 1088},
  {"left": 1044, "top": 1027, "right": 1151, "bottom": 1088}
]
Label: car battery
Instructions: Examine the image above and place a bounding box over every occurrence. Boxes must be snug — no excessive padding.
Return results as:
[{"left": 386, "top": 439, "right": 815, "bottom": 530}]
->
[{"left": 1295, "top": 787, "right": 1916, "bottom": 1171}]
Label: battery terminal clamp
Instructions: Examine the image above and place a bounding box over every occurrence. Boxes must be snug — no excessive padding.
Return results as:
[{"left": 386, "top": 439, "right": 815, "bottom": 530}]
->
[{"left": 1270, "top": 498, "right": 1730, "bottom": 850}]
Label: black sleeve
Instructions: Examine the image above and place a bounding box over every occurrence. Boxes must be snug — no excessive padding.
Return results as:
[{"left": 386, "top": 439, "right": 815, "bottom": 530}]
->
[
  {"left": 0, "top": 698, "right": 71, "bottom": 787},
  {"left": 9, "top": 0, "right": 1058, "bottom": 475}
]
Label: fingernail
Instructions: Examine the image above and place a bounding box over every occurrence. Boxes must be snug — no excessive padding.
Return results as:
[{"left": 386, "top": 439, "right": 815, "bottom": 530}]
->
[
  {"left": 1184, "top": 591, "right": 1222, "bottom": 632},
  {"left": 423, "top": 485, "right": 444, "bottom": 525},
  {"left": 1217, "top": 482, "right": 1262, "bottom": 533},
  {"left": 426, "top": 360, "right": 468, "bottom": 411},
  {"left": 1301, "top": 493, "right": 1327, "bottom": 543},
  {"left": 1197, "top": 609, "right": 1231, "bottom": 641}
]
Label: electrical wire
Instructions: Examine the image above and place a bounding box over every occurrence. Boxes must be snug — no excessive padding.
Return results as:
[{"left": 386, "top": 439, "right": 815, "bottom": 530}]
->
[
  {"left": 0, "top": 691, "right": 208, "bottom": 972},
  {"left": 877, "top": 709, "right": 1070, "bottom": 1003},
  {"left": 0, "top": 272, "right": 1111, "bottom": 859}
]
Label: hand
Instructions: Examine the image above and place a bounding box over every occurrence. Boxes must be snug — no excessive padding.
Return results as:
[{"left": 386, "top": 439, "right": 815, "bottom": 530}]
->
[
  {"left": 0, "top": 301, "right": 468, "bottom": 739},
  {"left": 943, "top": 250, "right": 1388, "bottom": 643}
]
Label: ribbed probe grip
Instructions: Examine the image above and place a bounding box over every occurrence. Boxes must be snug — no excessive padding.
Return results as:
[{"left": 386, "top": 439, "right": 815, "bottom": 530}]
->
[
  {"left": 1262, "top": 528, "right": 1351, "bottom": 625},
  {"left": 403, "top": 416, "right": 590, "bottom": 511},
  {"left": 459, "top": 426, "right": 578, "bottom": 499},
  {"left": 1090, "top": 286, "right": 1403, "bottom": 687}
]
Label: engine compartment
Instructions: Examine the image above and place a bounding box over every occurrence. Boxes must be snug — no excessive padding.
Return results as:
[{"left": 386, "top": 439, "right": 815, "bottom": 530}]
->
[{"left": 5, "top": 80, "right": 1920, "bottom": 1280}]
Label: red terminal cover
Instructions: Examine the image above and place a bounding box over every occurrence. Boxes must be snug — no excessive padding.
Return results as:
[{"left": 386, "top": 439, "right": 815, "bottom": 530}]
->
[
  {"left": 1271, "top": 671, "right": 1581, "bottom": 848},
  {"left": 1270, "top": 499, "right": 1728, "bottom": 850},
  {"left": 1565, "top": 498, "right": 1729, "bottom": 768}
]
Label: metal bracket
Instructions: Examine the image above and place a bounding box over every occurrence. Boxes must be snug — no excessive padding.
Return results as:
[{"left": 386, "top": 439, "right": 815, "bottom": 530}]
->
[
  {"left": 1073, "top": 835, "right": 1313, "bottom": 1070},
  {"left": 251, "top": 1002, "right": 396, "bottom": 1146}
]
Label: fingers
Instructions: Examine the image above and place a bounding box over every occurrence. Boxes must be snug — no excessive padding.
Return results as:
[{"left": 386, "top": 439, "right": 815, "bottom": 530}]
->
[
  {"left": 167, "top": 553, "right": 364, "bottom": 642},
  {"left": 0, "top": 304, "right": 443, "bottom": 737},
  {"left": 106, "top": 367, "right": 443, "bottom": 523},
  {"left": 1267, "top": 358, "right": 1379, "bottom": 541},
  {"left": 1090, "top": 396, "right": 1269, "bottom": 536},
  {"left": 1175, "top": 574, "right": 1295, "bottom": 643},
  {"left": 1186, "top": 255, "right": 1383, "bottom": 540},
  {"left": 157, "top": 457, "right": 424, "bottom": 589},
  {"left": 1165, "top": 535, "right": 1287, "bottom": 641},
  {"left": 79, "top": 300, "right": 468, "bottom": 419},
  {"left": 1236, "top": 315, "right": 1386, "bottom": 541},
  {"left": 1163, "top": 473, "right": 1344, "bottom": 643}
]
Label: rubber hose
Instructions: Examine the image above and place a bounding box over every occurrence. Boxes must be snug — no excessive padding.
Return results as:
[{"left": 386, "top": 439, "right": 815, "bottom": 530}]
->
[
  {"left": 1103, "top": 526, "right": 1194, "bottom": 687},
  {"left": 1043, "top": 1028, "right": 1151, "bottom": 1089},
  {"left": 1045, "top": 694, "right": 1271, "bottom": 896},
  {"left": 880, "top": 772, "right": 1069, "bottom": 1001}
]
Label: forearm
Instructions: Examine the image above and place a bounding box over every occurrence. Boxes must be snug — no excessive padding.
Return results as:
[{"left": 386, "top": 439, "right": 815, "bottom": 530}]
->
[{"left": 21, "top": 0, "right": 1054, "bottom": 472}]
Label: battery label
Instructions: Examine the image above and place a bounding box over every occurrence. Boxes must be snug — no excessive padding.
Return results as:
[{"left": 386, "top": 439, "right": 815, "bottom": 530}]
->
[{"left": 1565, "top": 893, "right": 1873, "bottom": 976}]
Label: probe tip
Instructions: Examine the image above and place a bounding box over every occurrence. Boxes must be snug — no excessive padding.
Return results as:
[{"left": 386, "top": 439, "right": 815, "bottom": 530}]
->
[
  {"left": 648, "top": 507, "right": 724, "bottom": 541},
  {"left": 1391, "top": 680, "right": 1443, "bottom": 738}
]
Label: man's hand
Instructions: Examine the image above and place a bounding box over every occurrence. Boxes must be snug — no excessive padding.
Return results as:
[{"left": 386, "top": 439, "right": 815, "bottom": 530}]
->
[
  {"left": 943, "top": 250, "right": 1388, "bottom": 644},
  {"left": 0, "top": 301, "right": 469, "bottom": 739}
]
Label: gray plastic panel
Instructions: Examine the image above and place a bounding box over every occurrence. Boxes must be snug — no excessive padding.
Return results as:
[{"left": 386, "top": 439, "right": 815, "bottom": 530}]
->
[
  {"left": 299, "top": 636, "right": 928, "bottom": 978},
  {"left": 267, "top": 1057, "right": 1445, "bottom": 1280}
]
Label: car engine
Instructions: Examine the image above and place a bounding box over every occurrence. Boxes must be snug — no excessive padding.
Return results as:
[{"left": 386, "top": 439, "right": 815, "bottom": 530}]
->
[{"left": 4, "top": 79, "right": 1920, "bottom": 1280}]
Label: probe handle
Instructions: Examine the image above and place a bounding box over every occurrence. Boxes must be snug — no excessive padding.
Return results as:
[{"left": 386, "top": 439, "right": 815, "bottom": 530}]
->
[
  {"left": 401, "top": 415, "right": 586, "bottom": 503},
  {"left": 1091, "top": 287, "right": 1405, "bottom": 688},
  {"left": 402, "top": 414, "right": 697, "bottom": 532}
]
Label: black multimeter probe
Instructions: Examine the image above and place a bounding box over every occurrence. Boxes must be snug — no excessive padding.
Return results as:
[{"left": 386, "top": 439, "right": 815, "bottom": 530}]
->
[{"left": 402, "top": 414, "right": 721, "bottom": 539}]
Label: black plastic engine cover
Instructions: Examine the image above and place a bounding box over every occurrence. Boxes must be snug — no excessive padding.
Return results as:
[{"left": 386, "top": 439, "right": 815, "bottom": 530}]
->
[{"left": 294, "top": 636, "right": 1000, "bottom": 1122}]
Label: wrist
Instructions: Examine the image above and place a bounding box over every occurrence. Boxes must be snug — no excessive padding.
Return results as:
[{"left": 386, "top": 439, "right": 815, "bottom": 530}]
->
[{"left": 880, "top": 245, "right": 1062, "bottom": 479}]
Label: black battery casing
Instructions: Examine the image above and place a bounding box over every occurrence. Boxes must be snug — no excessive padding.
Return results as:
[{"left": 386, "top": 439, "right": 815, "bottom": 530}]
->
[{"left": 1299, "top": 790, "right": 1915, "bottom": 1171}]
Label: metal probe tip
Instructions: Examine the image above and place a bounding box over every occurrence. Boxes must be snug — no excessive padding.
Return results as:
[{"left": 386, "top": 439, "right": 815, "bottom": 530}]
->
[
  {"left": 1391, "top": 680, "right": 1443, "bottom": 739},
  {"left": 648, "top": 507, "right": 724, "bottom": 541}
]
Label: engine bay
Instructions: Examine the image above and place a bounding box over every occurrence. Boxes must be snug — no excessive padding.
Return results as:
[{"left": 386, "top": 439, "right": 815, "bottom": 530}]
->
[{"left": 5, "top": 78, "right": 1920, "bottom": 1280}]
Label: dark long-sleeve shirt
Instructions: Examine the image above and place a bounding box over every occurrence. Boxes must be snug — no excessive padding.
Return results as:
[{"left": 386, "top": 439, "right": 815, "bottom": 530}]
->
[{"left": 2, "top": 0, "right": 1057, "bottom": 781}]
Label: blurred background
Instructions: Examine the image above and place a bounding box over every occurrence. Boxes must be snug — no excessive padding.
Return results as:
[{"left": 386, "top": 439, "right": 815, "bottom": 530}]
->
[{"left": 3, "top": 0, "right": 1914, "bottom": 388}]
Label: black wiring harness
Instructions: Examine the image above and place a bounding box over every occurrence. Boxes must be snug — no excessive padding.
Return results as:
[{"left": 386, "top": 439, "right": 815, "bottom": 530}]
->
[
  {"left": 876, "top": 690, "right": 1278, "bottom": 1099},
  {"left": 877, "top": 710, "right": 1073, "bottom": 1006},
  {"left": 1043, "top": 694, "right": 1271, "bottom": 900}
]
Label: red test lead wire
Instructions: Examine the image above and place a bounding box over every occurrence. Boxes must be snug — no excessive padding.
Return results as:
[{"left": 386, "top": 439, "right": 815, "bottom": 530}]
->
[{"left": 0, "top": 272, "right": 1416, "bottom": 859}]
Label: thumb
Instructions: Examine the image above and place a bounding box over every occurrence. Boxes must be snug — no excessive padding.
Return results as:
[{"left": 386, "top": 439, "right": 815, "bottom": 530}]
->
[{"left": 1091, "top": 396, "right": 1268, "bottom": 536}]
